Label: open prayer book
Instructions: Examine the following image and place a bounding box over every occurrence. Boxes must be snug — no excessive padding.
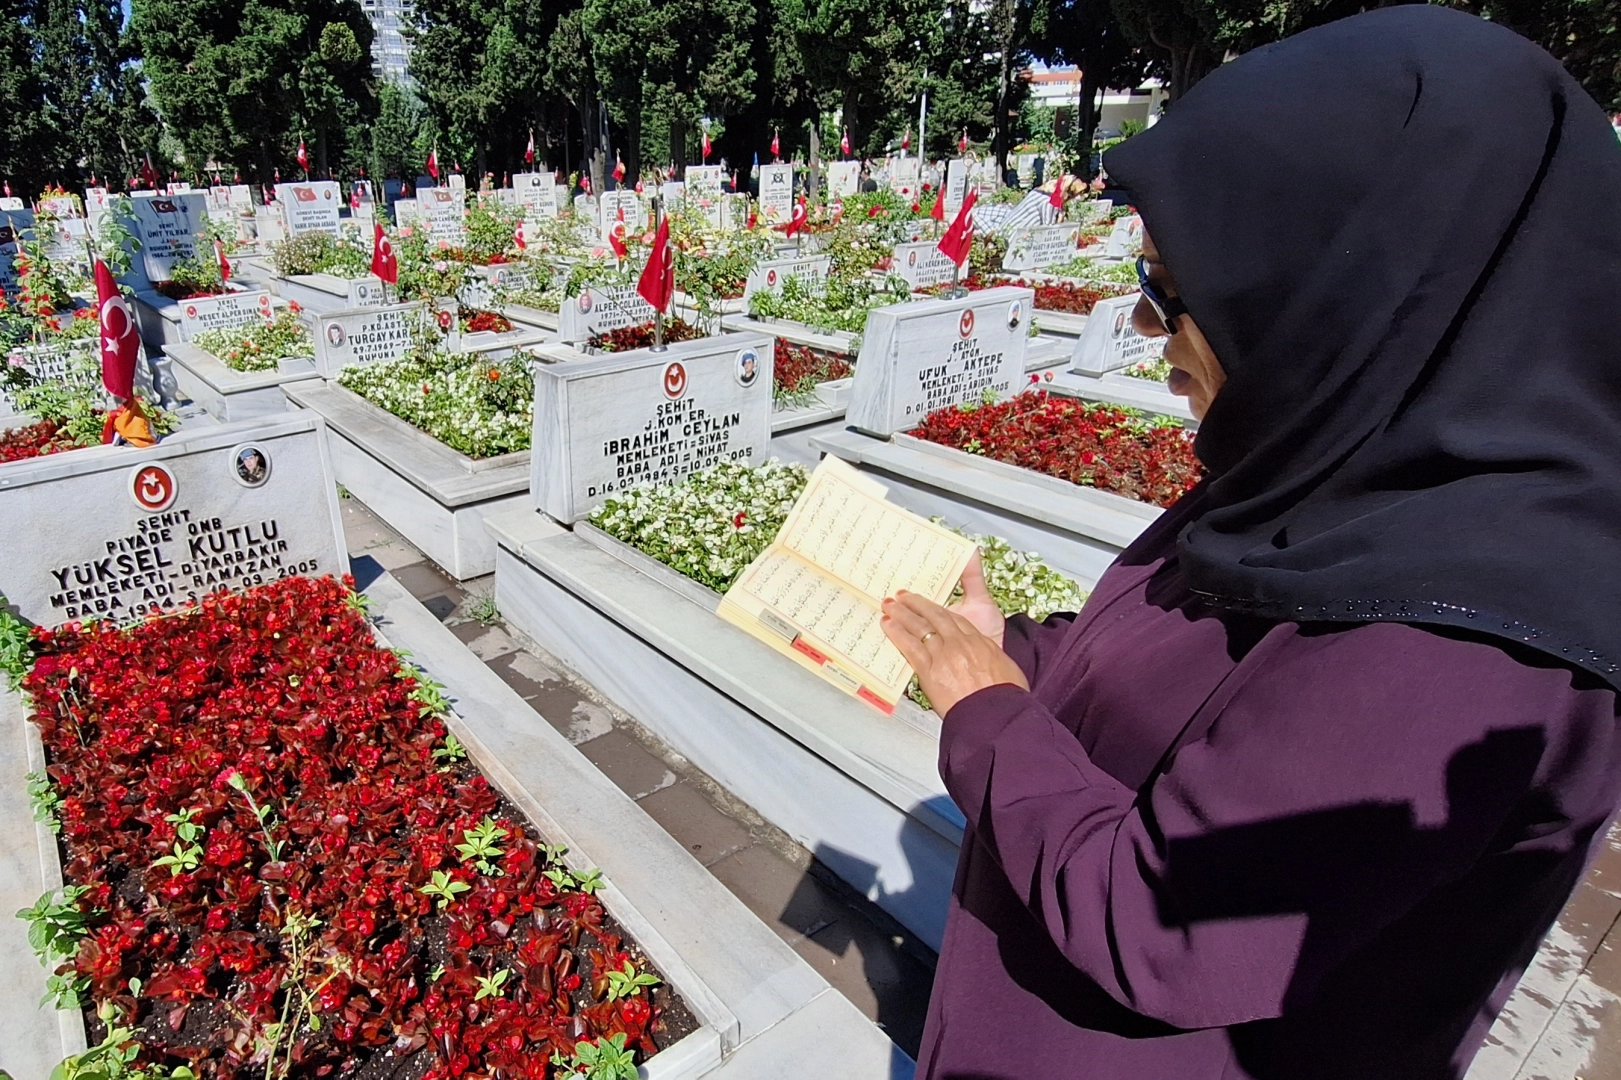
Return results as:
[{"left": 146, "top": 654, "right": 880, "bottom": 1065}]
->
[{"left": 718, "top": 456, "right": 977, "bottom": 714}]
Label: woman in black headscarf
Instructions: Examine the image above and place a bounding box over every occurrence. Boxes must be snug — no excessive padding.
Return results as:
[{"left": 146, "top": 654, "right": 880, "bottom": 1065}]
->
[{"left": 879, "top": 6, "right": 1621, "bottom": 1077}]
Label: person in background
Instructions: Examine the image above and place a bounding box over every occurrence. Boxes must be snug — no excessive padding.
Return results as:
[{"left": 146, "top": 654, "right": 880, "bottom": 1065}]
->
[{"left": 882, "top": 7, "right": 1621, "bottom": 1078}]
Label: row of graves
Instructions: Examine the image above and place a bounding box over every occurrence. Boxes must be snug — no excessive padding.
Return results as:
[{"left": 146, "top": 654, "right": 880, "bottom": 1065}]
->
[{"left": 0, "top": 161, "right": 1200, "bottom": 1076}]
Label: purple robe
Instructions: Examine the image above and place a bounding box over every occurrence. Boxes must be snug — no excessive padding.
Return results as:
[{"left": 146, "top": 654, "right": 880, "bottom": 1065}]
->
[{"left": 920, "top": 506, "right": 1621, "bottom": 1078}]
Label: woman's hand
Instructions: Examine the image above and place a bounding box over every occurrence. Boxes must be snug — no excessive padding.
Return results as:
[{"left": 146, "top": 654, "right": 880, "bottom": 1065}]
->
[
  {"left": 882, "top": 588, "right": 1028, "bottom": 717},
  {"left": 950, "top": 552, "right": 1006, "bottom": 647}
]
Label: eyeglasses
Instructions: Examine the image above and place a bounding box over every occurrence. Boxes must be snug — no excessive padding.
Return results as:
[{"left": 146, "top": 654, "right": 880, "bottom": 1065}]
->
[{"left": 1136, "top": 255, "right": 1188, "bottom": 335}]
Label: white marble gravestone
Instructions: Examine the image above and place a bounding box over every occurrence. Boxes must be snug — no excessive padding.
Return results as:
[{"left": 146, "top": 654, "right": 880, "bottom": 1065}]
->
[
  {"left": 846, "top": 285, "right": 1035, "bottom": 436},
  {"left": 598, "top": 190, "right": 646, "bottom": 240},
  {"left": 742, "top": 254, "right": 831, "bottom": 300},
  {"left": 758, "top": 164, "right": 794, "bottom": 224},
  {"left": 177, "top": 291, "right": 275, "bottom": 340},
  {"left": 1069, "top": 293, "right": 1164, "bottom": 375},
  {"left": 1104, "top": 214, "right": 1143, "bottom": 258},
  {"left": 311, "top": 301, "right": 438, "bottom": 378},
  {"left": 556, "top": 285, "right": 658, "bottom": 344},
  {"left": 891, "top": 240, "right": 957, "bottom": 290},
  {"left": 0, "top": 340, "right": 102, "bottom": 419},
  {"left": 514, "top": 172, "right": 558, "bottom": 220},
  {"left": 1002, "top": 223, "right": 1081, "bottom": 272},
  {"left": 686, "top": 165, "right": 724, "bottom": 205},
  {"left": 0, "top": 197, "right": 23, "bottom": 211},
  {"left": 0, "top": 413, "right": 347, "bottom": 628},
  {"left": 131, "top": 194, "right": 207, "bottom": 281},
  {"left": 421, "top": 187, "right": 467, "bottom": 244},
  {"left": 826, "top": 161, "right": 860, "bottom": 198},
  {"left": 274, "top": 181, "right": 342, "bottom": 236},
  {"left": 530, "top": 331, "right": 775, "bottom": 522},
  {"left": 889, "top": 157, "right": 922, "bottom": 199}
]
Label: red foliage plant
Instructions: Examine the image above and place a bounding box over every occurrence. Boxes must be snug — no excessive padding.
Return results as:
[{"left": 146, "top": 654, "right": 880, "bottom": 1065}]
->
[
  {"left": 908, "top": 390, "right": 1203, "bottom": 507},
  {"left": 773, "top": 339, "right": 852, "bottom": 399},
  {"left": 154, "top": 282, "right": 228, "bottom": 302},
  {"left": 586, "top": 320, "right": 702, "bottom": 353},
  {"left": 0, "top": 419, "right": 78, "bottom": 464},
  {"left": 926, "top": 277, "right": 1130, "bottom": 315},
  {"left": 459, "top": 309, "right": 514, "bottom": 334},
  {"left": 25, "top": 575, "right": 681, "bottom": 1078}
]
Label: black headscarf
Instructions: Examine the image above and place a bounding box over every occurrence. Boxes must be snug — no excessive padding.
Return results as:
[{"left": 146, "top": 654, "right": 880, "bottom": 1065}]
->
[{"left": 1106, "top": 5, "right": 1621, "bottom": 688}]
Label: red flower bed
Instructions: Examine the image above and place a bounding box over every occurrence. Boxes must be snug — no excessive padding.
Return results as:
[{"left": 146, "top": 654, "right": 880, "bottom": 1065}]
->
[
  {"left": 154, "top": 282, "right": 228, "bottom": 301},
  {"left": 774, "top": 339, "right": 852, "bottom": 402},
  {"left": 908, "top": 390, "right": 1202, "bottom": 507},
  {"left": 25, "top": 575, "right": 690, "bottom": 1077},
  {"left": 587, "top": 320, "right": 703, "bottom": 353},
  {"left": 0, "top": 418, "right": 76, "bottom": 463},
  {"left": 460, "top": 309, "right": 514, "bottom": 334},
  {"left": 930, "top": 277, "right": 1128, "bottom": 315}
]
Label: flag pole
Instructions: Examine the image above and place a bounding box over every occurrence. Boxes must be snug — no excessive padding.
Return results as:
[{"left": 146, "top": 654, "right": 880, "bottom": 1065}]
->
[{"left": 651, "top": 195, "right": 666, "bottom": 352}]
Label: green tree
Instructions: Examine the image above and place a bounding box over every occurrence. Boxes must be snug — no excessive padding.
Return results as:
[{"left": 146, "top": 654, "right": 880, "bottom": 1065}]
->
[
  {"left": 1027, "top": 0, "right": 1147, "bottom": 167},
  {"left": 1446, "top": 0, "right": 1621, "bottom": 110}
]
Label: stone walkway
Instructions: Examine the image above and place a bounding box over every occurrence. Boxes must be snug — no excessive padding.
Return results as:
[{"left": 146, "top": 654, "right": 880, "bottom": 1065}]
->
[
  {"left": 343, "top": 495, "right": 1621, "bottom": 1076},
  {"left": 341, "top": 497, "right": 936, "bottom": 1059}
]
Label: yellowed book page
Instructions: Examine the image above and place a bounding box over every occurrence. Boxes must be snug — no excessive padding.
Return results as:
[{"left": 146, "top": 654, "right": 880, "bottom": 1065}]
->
[{"left": 776, "top": 457, "right": 974, "bottom": 607}]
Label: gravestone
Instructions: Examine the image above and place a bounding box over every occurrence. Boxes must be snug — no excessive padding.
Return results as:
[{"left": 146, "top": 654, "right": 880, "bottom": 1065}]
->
[
  {"left": 254, "top": 209, "right": 287, "bottom": 246},
  {"left": 942, "top": 160, "right": 972, "bottom": 215},
  {"left": 826, "top": 161, "right": 860, "bottom": 198},
  {"left": 392, "top": 198, "right": 422, "bottom": 229},
  {"left": 0, "top": 413, "right": 347, "bottom": 628},
  {"left": 84, "top": 188, "right": 112, "bottom": 237},
  {"left": 0, "top": 209, "right": 34, "bottom": 295},
  {"left": 39, "top": 194, "right": 80, "bottom": 218},
  {"left": 1081, "top": 199, "right": 1113, "bottom": 224},
  {"left": 274, "top": 181, "right": 342, "bottom": 236},
  {"left": 1069, "top": 293, "right": 1164, "bottom": 375},
  {"left": 0, "top": 340, "right": 103, "bottom": 419},
  {"left": 0, "top": 197, "right": 23, "bottom": 211},
  {"left": 531, "top": 331, "right": 775, "bottom": 521},
  {"left": 448, "top": 173, "right": 467, "bottom": 193},
  {"left": 891, "top": 241, "right": 957, "bottom": 290},
  {"left": 846, "top": 285, "right": 1035, "bottom": 436},
  {"left": 43, "top": 217, "right": 91, "bottom": 276},
  {"left": 421, "top": 187, "right": 467, "bottom": 244},
  {"left": 310, "top": 301, "right": 440, "bottom": 378},
  {"left": 1103, "top": 214, "right": 1142, "bottom": 258},
  {"left": 599, "top": 190, "right": 646, "bottom": 239},
  {"left": 557, "top": 286, "right": 658, "bottom": 344},
  {"left": 889, "top": 157, "right": 922, "bottom": 199},
  {"left": 514, "top": 172, "right": 559, "bottom": 220},
  {"left": 686, "top": 165, "right": 724, "bottom": 205},
  {"left": 132, "top": 194, "right": 208, "bottom": 281},
  {"left": 178, "top": 291, "right": 275, "bottom": 341},
  {"left": 758, "top": 164, "right": 794, "bottom": 224},
  {"left": 743, "top": 254, "right": 831, "bottom": 300},
  {"left": 1002, "top": 223, "right": 1081, "bottom": 272},
  {"left": 660, "top": 181, "right": 685, "bottom": 208}
]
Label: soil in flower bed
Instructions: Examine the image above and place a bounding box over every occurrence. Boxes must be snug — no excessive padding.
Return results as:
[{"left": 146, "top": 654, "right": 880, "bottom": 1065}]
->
[
  {"left": 23, "top": 575, "right": 696, "bottom": 1078},
  {"left": 909, "top": 390, "right": 1202, "bottom": 508},
  {"left": 773, "top": 339, "right": 852, "bottom": 408},
  {"left": 154, "top": 282, "right": 230, "bottom": 302},
  {"left": 585, "top": 319, "right": 703, "bottom": 353}
]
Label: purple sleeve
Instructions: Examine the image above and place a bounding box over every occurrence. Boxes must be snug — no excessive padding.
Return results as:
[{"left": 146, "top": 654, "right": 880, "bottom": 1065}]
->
[
  {"left": 1001, "top": 612, "right": 1077, "bottom": 684},
  {"left": 938, "top": 627, "right": 1603, "bottom": 1029}
]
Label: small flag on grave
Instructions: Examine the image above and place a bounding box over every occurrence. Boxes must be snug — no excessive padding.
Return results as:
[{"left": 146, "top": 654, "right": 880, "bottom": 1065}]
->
[
  {"left": 371, "top": 222, "right": 397, "bottom": 284},
  {"left": 937, "top": 189, "right": 977, "bottom": 267},
  {"left": 636, "top": 215, "right": 674, "bottom": 313}
]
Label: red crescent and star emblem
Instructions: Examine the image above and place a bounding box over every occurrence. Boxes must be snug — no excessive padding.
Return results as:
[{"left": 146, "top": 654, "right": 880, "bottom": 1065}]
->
[
  {"left": 959, "top": 309, "right": 976, "bottom": 338},
  {"left": 766, "top": 269, "right": 778, "bottom": 287},
  {"left": 129, "top": 464, "right": 177, "bottom": 512},
  {"left": 663, "top": 362, "right": 687, "bottom": 399}
]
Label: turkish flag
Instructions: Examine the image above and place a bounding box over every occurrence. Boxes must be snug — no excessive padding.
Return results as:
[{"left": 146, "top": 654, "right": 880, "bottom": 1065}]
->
[
  {"left": 784, "top": 197, "right": 807, "bottom": 237},
  {"left": 525, "top": 131, "right": 536, "bottom": 165},
  {"left": 901, "top": 127, "right": 911, "bottom": 153},
  {"left": 350, "top": 184, "right": 361, "bottom": 210},
  {"left": 297, "top": 140, "right": 309, "bottom": 171},
  {"left": 214, "top": 239, "right": 231, "bottom": 283},
  {"left": 141, "top": 153, "right": 159, "bottom": 189},
  {"left": 841, "top": 129, "right": 852, "bottom": 158},
  {"left": 426, "top": 146, "right": 440, "bottom": 181},
  {"left": 370, "top": 222, "right": 397, "bottom": 284},
  {"left": 770, "top": 130, "right": 780, "bottom": 160},
  {"left": 959, "top": 130, "right": 969, "bottom": 154},
  {"left": 636, "top": 215, "right": 673, "bottom": 314},
  {"left": 1049, "top": 174, "right": 1066, "bottom": 211},
  {"left": 937, "top": 189, "right": 977, "bottom": 267},
  {"left": 514, "top": 220, "right": 526, "bottom": 251},
  {"left": 931, "top": 188, "right": 946, "bottom": 222},
  {"left": 701, "top": 131, "right": 712, "bottom": 162},
  {"left": 292, "top": 186, "right": 317, "bottom": 202},
  {"left": 612, "top": 156, "right": 626, "bottom": 183},
  {"left": 608, "top": 205, "right": 629, "bottom": 259},
  {"left": 95, "top": 260, "right": 139, "bottom": 401}
]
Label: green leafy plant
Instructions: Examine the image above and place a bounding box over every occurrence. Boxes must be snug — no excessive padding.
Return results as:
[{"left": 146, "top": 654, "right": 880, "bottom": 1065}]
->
[
  {"left": 27, "top": 769, "right": 62, "bottom": 833},
  {"left": 192, "top": 308, "right": 313, "bottom": 372},
  {"left": 18, "top": 883, "right": 94, "bottom": 967},
  {"left": 549, "top": 1034, "right": 639, "bottom": 1080},
  {"left": 337, "top": 341, "right": 533, "bottom": 459},
  {"left": 0, "top": 599, "right": 34, "bottom": 690},
  {"left": 543, "top": 864, "right": 604, "bottom": 895},
  {"left": 151, "top": 806, "right": 205, "bottom": 876},
  {"left": 472, "top": 968, "right": 511, "bottom": 1001},
  {"left": 432, "top": 732, "right": 469, "bottom": 765},
  {"left": 272, "top": 230, "right": 369, "bottom": 278},
  {"left": 47, "top": 1017, "right": 198, "bottom": 1080},
  {"left": 262, "top": 909, "right": 351, "bottom": 1079},
  {"left": 454, "top": 816, "right": 508, "bottom": 875},
  {"left": 399, "top": 662, "right": 452, "bottom": 717},
  {"left": 603, "top": 959, "right": 661, "bottom": 1001},
  {"left": 225, "top": 771, "right": 285, "bottom": 862},
  {"left": 418, "top": 869, "right": 471, "bottom": 909},
  {"left": 91, "top": 196, "right": 141, "bottom": 279},
  {"left": 464, "top": 592, "right": 500, "bottom": 626}
]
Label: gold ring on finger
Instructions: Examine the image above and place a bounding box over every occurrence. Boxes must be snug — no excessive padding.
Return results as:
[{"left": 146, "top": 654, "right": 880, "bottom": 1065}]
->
[{"left": 920, "top": 631, "right": 938, "bottom": 644}]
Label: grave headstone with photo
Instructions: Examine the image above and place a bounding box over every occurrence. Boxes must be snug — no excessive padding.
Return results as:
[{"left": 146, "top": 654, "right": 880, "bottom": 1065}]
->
[
  {"left": 274, "top": 181, "right": 342, "bottom": 236},
  {"left": 421, "top": 187, "right": 468, "bottom": 244},
  {"left": 1068, "top": 293, "right": 1164, "bottom": 376},
  {"left": 132, "top": 194, "right": 208, "bottom": 281},
  {"left": 758, "top": 164, "right": 794, "bottom": 224},
  {"left": 1002, "top": 223, "right": 1081, "bottom": 272},
  {"left": 743, "top": 254, "right": 831, "bottom": 300},
  {"left": 557, "top": 286, "right": 658, "bottom": 344},
  {"left": 826, "top": 161, "right": 861, "bottom": 198},
  {"left": 531, "top": 331, "right": 775, "bottom": 521},
  {"left": 891, "top": 240, "right": 957, "bottom": 290},
  {"left": 311, "top": 301, "right": 442, "bottom": 378},
  {"left": 0, "top": 414, "right": 347, "bottom": 627},
  {"left": 177, "top": 291, "right": 275, "bottom": 341}
]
